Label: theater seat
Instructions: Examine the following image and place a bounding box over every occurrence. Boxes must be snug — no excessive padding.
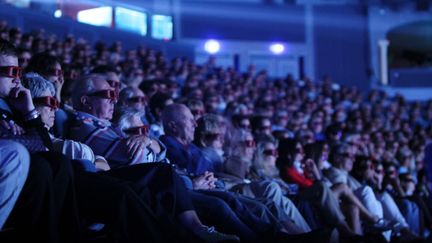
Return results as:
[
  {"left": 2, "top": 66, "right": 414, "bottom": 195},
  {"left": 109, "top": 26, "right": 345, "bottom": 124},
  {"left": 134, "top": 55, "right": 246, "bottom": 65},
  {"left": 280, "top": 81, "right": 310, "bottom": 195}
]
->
[{"left": 53, "top": 108, "right": 73, "bottom": 139}]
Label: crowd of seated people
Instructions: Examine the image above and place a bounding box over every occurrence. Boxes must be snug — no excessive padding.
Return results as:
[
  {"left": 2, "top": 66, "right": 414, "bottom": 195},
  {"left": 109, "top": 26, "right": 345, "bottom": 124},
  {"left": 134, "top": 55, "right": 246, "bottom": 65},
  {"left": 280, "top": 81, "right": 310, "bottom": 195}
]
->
[{"left": 1, "top": 20, "right": 432, "bottom": 243}]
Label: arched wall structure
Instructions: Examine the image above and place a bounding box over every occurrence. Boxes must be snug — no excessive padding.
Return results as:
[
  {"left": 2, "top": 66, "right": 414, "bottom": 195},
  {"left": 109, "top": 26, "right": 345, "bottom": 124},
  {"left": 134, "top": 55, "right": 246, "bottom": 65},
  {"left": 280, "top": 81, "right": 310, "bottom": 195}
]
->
[{"left": 368, "top": 6, "right": 432, "bottom": 88}]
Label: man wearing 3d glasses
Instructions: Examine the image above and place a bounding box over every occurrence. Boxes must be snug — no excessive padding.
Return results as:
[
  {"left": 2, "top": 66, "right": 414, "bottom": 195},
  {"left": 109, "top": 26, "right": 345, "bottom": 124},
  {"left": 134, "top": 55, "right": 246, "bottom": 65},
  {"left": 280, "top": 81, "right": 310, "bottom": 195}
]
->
[
  {"left": 0, "top": 38, "right": 82, "bottom": 242},
  {"left": 68, "top": 73, "right": 165, "bottom": 168},
  {"left": 0, "top": 38, "right": 199, "bottom": 243}
]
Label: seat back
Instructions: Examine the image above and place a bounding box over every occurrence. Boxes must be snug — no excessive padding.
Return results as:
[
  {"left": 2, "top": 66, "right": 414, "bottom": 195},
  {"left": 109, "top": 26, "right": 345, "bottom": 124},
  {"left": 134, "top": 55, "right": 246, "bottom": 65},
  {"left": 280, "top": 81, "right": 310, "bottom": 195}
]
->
[{"left": 53, "top": 108, "right": 74, "bottom": 139}]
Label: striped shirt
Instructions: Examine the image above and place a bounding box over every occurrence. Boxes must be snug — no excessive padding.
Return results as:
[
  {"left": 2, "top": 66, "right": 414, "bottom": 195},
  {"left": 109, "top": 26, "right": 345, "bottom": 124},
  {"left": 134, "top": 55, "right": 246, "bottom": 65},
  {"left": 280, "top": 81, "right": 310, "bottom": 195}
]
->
[{"left": 68, "top": 111, "right": 166, "bottom": 169}]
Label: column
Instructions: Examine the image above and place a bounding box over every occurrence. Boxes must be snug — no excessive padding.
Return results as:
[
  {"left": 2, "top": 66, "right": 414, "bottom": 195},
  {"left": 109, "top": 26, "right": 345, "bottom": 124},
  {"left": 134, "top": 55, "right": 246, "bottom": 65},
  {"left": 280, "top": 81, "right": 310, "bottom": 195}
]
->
[{"left": 378, "top": 39, "right": 390, "bottom": 86}]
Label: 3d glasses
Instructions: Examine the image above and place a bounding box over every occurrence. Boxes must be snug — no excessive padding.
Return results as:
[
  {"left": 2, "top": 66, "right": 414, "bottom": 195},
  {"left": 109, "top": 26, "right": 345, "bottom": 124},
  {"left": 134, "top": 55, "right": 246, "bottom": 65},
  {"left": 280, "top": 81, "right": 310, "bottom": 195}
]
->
[
  {"left": 0, "top": 66, "right": 22, "bottom": 78},
  {"left": 127, "top": 96, "right": 146, "bottom": 103},
  {"left": 123, "top": 125, "right": 149, "bottom": 136},
  {"left": 87, "top": 89, "right": 118, "bottom": 101},
  {"left": 49, "top": 68, "right": 64, "bottom": 77},
  {"left": 33, "top": 96, "right": 60, "bottom": 109}
]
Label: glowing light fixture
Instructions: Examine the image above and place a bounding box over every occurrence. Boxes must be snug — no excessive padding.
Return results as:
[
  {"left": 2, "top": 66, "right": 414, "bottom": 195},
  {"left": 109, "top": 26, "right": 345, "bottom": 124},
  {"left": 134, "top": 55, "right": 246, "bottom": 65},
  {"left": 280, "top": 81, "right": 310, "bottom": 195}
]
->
[
  {"left": 77, "top": 6, "right": 113, "bottom": 27},
  {"left": 204, "top": 40, "right": 220, "bottom": 54},
  {"left": 115, "top": 7, "right": 147, "bottom": 36},
  {"left": 269, "top": 43, "right": 285, "bottom": 55},
  {"left": 54, "top": 9, "right": 62, "bottom": 18},
  {"left": 152, "top": 15, "right": 173, "bottom": 40}
]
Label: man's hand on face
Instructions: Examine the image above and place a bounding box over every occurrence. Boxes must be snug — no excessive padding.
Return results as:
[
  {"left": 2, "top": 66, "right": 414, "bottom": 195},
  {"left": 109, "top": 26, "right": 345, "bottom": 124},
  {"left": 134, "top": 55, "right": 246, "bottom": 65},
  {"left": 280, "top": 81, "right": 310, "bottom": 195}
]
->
[{"left": 8, "top": 86, "right": 35, "bottom": 114}]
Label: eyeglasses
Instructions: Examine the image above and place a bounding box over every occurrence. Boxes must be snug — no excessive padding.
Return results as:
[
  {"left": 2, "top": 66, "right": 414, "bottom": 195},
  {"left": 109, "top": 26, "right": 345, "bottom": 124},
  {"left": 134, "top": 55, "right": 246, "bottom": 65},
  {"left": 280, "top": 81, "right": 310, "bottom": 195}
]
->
[
  {"left": 204, "top": 133, "right": 223, "bottom": 141},
  {"left": 338, "top": 152, "right": 353, "bottom": 158},
  {"left": 0, "top": 66, "right": 22, "bottom": 78},
  {"left": 243, "top": 140, "right": 256, "bottom": 148},
  {"left": 18, "top": 57, "right": 30, "bottom": 63},
  {"left": 49, "top": 68, "right": 63, "bottom": 77},
  {"left": 290, "top": 123, "right": 301, "bottom": 129},
  {"left": 87, "top": 89, "right": 118, "bottom": 101},
  {"left": 295, "top": 146, "right": 304, "bottom": 154},
  {"left": 375, "top": 168, "right": 384, "bottom": 174},
  {"left": 107, "top": 80, "right": 120, "bottom": 89},
  {"left": 33, "top": 96, "right": 60, "bottom": 109},
  {"left": 191, "top": 109, "right": 205, "bottom": 116},
  {"left": 128, "top": 96, "right": 146, "bottom": 104},
  {"left": 239, "top": 123, "right": 251, "bottom": 129},
  {"left": 123, "top": 125, "right": 149, "bottom": 136},
  {"left": 263, "top": 149, "right": 278, "bottom": 157},
  {"left": 259, "top": 125, "right": 271, "bottom": 130},
  {"left": 386, "top": 169, "right": 397, "bottom": 175},
  {"left": 363, "top": 163, "right": 374, "bottom": 170}
]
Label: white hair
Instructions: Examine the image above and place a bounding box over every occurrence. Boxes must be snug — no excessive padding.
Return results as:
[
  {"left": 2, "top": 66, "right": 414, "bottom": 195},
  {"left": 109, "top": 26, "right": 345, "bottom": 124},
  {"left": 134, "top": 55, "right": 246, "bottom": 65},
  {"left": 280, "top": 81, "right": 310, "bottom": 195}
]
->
[
  {"left": 116, "top": 108, "right": 145, "bottom": 132},
  {"left": 71, "top": 74, "right": 105, "bottom": 110},
  {"left": 22, "top": 72, "right": 55, "bottom": 98}
]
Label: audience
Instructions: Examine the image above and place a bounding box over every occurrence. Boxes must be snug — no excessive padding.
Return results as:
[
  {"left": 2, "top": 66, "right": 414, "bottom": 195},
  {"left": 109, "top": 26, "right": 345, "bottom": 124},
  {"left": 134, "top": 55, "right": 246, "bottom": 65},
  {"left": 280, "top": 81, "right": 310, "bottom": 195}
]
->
[{"left": 0, "top": 16, "right": 431, "bottom": 242}]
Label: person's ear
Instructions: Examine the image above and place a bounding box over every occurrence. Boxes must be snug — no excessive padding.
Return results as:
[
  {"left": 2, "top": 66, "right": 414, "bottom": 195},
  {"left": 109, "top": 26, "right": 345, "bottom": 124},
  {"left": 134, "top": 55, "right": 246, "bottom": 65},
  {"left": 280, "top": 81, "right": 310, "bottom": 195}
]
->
[
  {"left": 81, "top": 96, "right": 92, "bottom": 110},
  {"left": 81, "top": 96, "right": 89, "bottom": 106},
  {"left": 167, "top": 120, "right": 177, "bottom": 132},
  {"left": 199, "top": 135, "right": 207, "bottom": 147}
]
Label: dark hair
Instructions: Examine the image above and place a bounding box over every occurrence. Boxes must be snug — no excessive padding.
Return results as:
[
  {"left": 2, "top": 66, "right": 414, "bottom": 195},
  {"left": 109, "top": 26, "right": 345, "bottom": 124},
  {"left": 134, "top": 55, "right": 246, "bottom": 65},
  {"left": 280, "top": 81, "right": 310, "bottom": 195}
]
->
[
  {"left": 17, "top": 47, "right": 30, "bottom": 55},
  {"left": 139, "top": 80, "right": 157, "bottom": 95},
  {"left": 276, "top": 138, "right": 298, "bottom": 169},
  {"left": 26, "top": 52, "right": 60, "bottom": 77},
  {"left": 325, "top": 123, "right": 342, "bottom": 138},
  {"left": 251, "top": 115, "right": 270, "bottom": 133},
  {"left": 91, "top": 65, "right": 120, "bottom": 75},
  {"left": 351, "top": 155, "right": 371, "bottom": 181},
  {"left": 231, "top": 114, "right": 250, "bottom": 127},
  {"left": 149, "top": 92, "right": 172, "bottom": 118},
  {"left": 0, "top": 38, "right": 17, "bottom": 57},
  {"left": 328, "top": 143, "right": 350, "bottom": 165},
  {"left": 304, "top": 142, "right": 326, "bottom": 165}
]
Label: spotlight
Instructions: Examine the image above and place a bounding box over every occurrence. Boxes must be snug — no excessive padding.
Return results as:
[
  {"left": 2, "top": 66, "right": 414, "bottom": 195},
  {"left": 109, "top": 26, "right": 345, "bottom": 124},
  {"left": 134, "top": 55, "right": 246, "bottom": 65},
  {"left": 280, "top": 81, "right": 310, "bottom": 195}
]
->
[
  {"left": 204, "top": 40, "right": 220, "bottom": 54},
  {"left": 54, "top": 9, "right": 62, "bottom": 18},
  {"left": 269, "top": 43, "right": 285, "bottom": 55}
]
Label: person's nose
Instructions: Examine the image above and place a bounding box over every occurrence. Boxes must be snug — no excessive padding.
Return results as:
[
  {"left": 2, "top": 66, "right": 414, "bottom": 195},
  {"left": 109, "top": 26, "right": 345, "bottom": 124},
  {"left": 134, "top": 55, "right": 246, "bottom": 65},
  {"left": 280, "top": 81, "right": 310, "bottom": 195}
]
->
[{"left": 13, "top": 77, "right": 21, "bottom": 86}]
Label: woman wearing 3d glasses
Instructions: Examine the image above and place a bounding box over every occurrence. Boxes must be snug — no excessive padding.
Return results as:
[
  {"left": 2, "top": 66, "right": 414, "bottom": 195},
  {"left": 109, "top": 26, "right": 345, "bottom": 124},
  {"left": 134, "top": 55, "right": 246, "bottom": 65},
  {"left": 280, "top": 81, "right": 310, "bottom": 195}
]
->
[
  {"left": 25, "top": 53, "right": 64, "bottom": 103},
  {"left": 23, "top": 72, "right": 240, "bottom": 242},
  {"left": 213, "top": 127, "right": 312, "bottom": 234},
  {"left": 23, "top": 72, "right": 238, "bottom": 242},
  {"left": 22, "top": 72, "right": 111, "bottom": 171}
]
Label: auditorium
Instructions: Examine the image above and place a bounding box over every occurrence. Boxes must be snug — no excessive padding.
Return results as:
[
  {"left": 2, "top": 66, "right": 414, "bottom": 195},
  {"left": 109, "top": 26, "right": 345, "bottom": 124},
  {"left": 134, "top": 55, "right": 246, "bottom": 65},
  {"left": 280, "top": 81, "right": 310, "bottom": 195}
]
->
[{"left": 0, "top": 0, "right": 431, "bottom": 242}]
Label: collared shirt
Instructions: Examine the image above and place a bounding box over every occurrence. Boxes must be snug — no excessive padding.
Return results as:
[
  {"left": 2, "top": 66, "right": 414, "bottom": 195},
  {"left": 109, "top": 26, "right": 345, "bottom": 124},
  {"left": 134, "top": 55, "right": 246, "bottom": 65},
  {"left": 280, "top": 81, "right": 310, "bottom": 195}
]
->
[
  {"left": 324, "top": 166, "right": 362, "bottom": 190},
  {"left": 50, "top": 133, "right": 103, "bottom": 163},
  {"left": 160, "top": 135, "right": 214, "bottom": 176},
  {"left": 149, "top": 123, "right": 164, "bottom": 138},
  {"left": 68, "top": 111, "right": 166, "bottom": 169}
]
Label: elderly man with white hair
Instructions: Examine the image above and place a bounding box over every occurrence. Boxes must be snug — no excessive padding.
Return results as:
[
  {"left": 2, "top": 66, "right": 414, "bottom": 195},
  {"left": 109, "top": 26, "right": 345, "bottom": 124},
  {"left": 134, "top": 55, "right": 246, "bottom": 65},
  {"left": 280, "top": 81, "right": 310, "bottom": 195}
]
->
[
  {"left": 67, "top": 73, "right": 240, "bottom": 242},
  {"left": 68, "top": 74, "right": 164, "bottom": 167}
]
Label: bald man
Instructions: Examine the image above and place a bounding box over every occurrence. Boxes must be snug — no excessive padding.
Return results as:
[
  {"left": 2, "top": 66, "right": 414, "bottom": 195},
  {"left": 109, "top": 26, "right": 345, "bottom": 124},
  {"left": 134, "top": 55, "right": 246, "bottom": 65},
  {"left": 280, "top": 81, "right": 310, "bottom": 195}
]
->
[
  {"left": 160, "top": 104, "right": 333, "bottom": 242},
  {"left": 161, "top": 104, "right": 215, "bottom": 175}
]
